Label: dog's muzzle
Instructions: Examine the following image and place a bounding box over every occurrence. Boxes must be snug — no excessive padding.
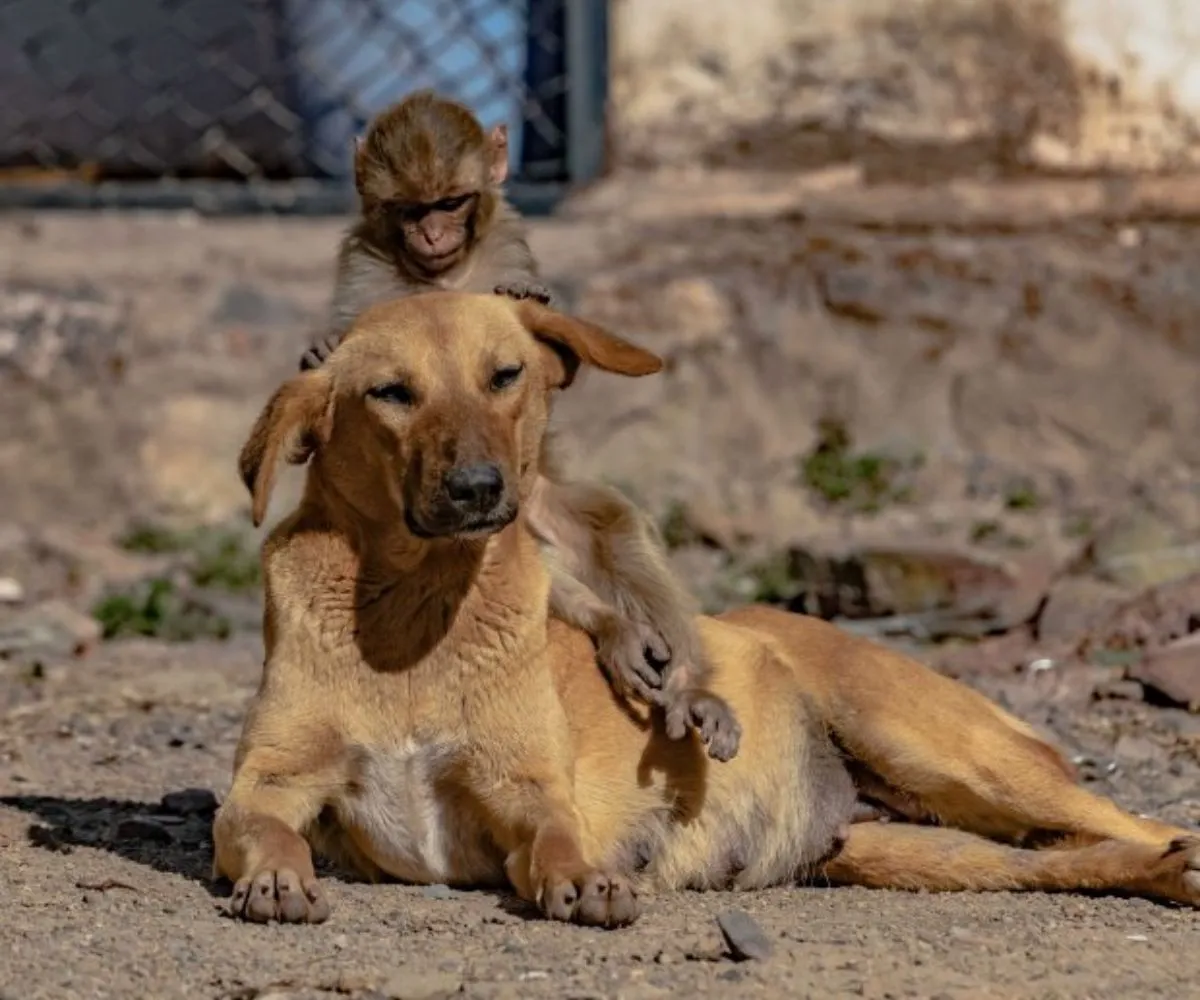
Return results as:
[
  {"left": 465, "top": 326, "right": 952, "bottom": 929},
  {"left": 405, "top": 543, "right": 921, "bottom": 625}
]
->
[{"left": 405, "top": 461, "right": 518, "bottom": 539}]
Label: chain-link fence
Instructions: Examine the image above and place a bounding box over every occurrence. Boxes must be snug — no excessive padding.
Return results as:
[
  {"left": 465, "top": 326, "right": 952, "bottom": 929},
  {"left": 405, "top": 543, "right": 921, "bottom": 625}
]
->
[{"left": 0, "top": 0, "right": 607, "bottom": 212}]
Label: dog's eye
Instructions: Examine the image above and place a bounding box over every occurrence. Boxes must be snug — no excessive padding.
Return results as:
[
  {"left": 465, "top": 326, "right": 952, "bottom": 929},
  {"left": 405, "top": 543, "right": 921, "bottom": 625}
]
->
[
  {"left": 489, "top": 363, "right": 524, "bottom": 392},
  {"left": 368, "top": 382, "right": 415, "bottom": 406}
]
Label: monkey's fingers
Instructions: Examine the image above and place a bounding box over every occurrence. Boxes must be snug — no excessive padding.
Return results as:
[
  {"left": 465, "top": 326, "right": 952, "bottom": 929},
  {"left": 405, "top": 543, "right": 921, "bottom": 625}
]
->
[
  {"left": 299, "top": 336, "right": 338, "bottom": 372},
  {"left": 495, "top": 281, "right": 552, "bottom": 305}
]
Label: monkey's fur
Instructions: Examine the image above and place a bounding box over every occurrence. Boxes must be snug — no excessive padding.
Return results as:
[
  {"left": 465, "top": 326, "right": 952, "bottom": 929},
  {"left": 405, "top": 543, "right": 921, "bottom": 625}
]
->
[{"left": 299, "top": 91, "right": 741, "bottom": 760}]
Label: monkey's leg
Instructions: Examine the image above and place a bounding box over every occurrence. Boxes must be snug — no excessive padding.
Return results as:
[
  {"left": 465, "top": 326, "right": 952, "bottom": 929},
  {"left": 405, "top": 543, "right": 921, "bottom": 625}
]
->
[
  {"left": 543, "top": 553, "right": 668, "bottom": 706},
  {"left": 531, "top": 474, "right": 741, "bottom": 761},
  {"left": 819, "top": 823, "right": 1200, "bottom": 906}
]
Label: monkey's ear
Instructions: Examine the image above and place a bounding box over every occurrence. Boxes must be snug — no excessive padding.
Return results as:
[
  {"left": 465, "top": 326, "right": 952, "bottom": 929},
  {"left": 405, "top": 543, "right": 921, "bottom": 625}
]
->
[
  {"left": 487, "top": 124, "right": 509, "bottom": 185},
  {"left": 238, "top": 370, "right": 334, "bottom": 527},
  {"left": 516, "top": 300, "right": 663, "bottom": 390}
]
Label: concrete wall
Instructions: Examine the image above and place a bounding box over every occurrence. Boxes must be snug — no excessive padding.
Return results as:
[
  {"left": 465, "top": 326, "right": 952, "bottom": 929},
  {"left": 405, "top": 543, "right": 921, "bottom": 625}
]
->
[{"left": 609, "top": 0, "right": 1200, "bottom": 174}]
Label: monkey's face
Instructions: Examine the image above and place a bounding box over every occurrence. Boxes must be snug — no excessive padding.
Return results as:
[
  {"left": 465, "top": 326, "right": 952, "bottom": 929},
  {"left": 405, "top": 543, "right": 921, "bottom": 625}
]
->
[
  {"left": 389, "top": 192, "right": 479, "bottom": 275},
  {"left": 238, "top": 293, "right": 663, "bottom": 542}
]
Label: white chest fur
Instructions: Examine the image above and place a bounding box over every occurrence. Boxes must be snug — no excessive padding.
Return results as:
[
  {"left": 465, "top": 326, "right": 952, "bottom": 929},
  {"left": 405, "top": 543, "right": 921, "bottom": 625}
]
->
[{"left": 338, "top": 739, "right": 499, "bottom": 886}]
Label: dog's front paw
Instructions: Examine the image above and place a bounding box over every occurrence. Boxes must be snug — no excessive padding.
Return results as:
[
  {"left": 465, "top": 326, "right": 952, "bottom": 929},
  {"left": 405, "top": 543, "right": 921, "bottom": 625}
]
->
[
  {"left": 541, "top": 869, "right": 640, "bottom": 928},
  {"left": 665, "top": 689, "right": 742, "bottom": 762},
  {"left": 596, "top": 618, "right": 670, "bottom": 706},
  {"left": 494, "top": 280, "right": 552, "bottom": 305},
  {"left": 228, "top": 867, "right": 330, "bottom": 924}
]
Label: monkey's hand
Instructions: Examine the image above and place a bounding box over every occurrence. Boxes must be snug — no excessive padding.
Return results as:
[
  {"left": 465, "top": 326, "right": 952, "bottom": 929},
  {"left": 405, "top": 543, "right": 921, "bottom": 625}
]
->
[
  {"left": 299, "top": 332, "right": 341, "bottom": 372},
  {"left": 495, "top": 281, "right": 553, "bottom": 306},
  {"left": 594, "top": 616, "right": 670, "bottom": 708},
  {"left": 664, "top": 688, "right": 742, "bottom": 763}
]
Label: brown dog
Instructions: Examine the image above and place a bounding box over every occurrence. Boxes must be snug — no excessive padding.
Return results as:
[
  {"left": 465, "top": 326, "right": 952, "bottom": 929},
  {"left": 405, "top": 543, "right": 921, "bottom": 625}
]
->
[{"left": 214, "top": 291, "right": 1200, "bottom": 927}]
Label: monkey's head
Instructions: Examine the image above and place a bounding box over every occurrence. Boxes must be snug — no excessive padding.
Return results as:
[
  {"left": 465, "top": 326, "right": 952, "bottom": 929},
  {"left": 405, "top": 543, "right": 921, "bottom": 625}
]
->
[
  {"left": 353, "top": 90, "right": 509, "bottom": 277},
  {"left": 239, "top": 293, "right": 663, "bottom": 542}
]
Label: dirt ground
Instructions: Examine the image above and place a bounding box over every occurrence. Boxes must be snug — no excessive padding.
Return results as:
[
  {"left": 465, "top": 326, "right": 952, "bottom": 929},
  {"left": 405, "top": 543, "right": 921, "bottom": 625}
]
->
[{"left": 2, "top": 173, "right": 1200, "bottom": 999}]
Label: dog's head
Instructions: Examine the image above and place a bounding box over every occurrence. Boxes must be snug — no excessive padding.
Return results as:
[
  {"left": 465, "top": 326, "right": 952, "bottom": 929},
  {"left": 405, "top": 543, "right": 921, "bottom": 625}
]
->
[{"left": 239, "top": 292, "right": 662, "bottom": 540}]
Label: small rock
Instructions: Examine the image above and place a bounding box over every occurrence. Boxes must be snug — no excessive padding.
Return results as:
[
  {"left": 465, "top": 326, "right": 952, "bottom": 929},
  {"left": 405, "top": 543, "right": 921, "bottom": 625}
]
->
[
  {"left": 115, "top": 816, "right": 176, "bottom": 844},
  {"left": 1094, "top": 679, "right": 1145, "bottom": 702},
  {"left": 1037, "top": 576, "right": 1128, "bottom": 645},
  {"left": 716, "top": 908, "right": 773, "bottom": 961},
  {"left": 0, "top": 577, "right": 24, "bottom": 604},
  {"left": 159, "top": 787, "right": 219, "bottom": 817},
  {"left": 856, "top": 544, "right": 1053, "bottom": 633},
  {"left": 0, "top": 599, "right": 102, "bottom": 661},
  {"left": 1085, "top": 509, "right": 1200, "bottom": 588},
  {"left": 1081, "top": 573, "right": 1200, "bottom": 656},
  {"left": 378, "top": 969, "right": 462, "bottom": 1000},
  {"left": 1114, "top": 735, "right": 1161, "bottom": 765},
  {"left": 1160, "top": 709, "right": 1200, "bottom": 741},
  {"left": 420, "top": 883, "right": 458, "bottom": 900},
  {"left": 1129, "top": 640, "right": 1200, "bottom": 710},
  {"left": 934, "top": 628, "right": 1037, "bottom": 678}
]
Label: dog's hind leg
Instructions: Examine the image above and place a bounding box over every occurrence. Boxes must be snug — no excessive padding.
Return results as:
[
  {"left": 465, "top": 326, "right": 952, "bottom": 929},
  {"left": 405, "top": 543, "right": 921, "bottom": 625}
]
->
[
  {"left": 725, "top": 606, "right": 1191, "bottom": 849},
  {"left": 819, "top": 823, "right": 1200, "bottom": 906}
]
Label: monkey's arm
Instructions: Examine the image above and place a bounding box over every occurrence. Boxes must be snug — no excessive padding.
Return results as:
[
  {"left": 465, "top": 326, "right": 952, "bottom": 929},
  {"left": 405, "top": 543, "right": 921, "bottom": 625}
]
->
[
  {"left": 540, "top": 544, "right": 667, "bottom": 706},
  {"left": 529, "top": 475, "right": 742, "bottom": 761},
  {"left": 301, "top": 234, "right": 402, "bottom": 370}
]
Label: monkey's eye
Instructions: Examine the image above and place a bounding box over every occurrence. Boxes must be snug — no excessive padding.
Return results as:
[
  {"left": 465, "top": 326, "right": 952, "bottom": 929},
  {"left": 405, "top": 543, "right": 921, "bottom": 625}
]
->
[
  {"left": 489, "top": 363, "right": 524, "bottom": 392},
  {"left": 435, "top": 194, "right": 472, "bottom": 213},
  {"left": 367, "top": 382, "right": 416, "bottom": 406},
  {"left": 389, "top": 203, "right": 424, "bottom": 223}
]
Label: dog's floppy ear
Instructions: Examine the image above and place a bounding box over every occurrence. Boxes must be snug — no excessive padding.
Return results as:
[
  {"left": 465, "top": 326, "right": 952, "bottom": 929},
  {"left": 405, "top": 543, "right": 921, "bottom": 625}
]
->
[
  {"left": 515, "top": 300, "right": 663, "bottom": 389},
  {"left": 238, "top": 370, "right": 333, "bottom": 527}
]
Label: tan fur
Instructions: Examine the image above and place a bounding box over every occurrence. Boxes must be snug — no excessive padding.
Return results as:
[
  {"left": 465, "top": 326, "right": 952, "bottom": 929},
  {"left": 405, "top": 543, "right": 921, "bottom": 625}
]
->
[
  {"left": 302, "top": 90, "right": 742, "bottom": 760},
  {"left": 215, "top": 292, "right": 1200, "bottom": 927}
]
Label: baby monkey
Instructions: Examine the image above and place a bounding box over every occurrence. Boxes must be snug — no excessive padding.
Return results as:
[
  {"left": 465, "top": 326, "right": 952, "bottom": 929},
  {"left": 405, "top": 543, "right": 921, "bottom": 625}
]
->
[
  {"left": 301, "top": 90, "right": 741, "bottom": 761},
  {"left": 300, "top": 90, "right": 549, "bottom": 369}
]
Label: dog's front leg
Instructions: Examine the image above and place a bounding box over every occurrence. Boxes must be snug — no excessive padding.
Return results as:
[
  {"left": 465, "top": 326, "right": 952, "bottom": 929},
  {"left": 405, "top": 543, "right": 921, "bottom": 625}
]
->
[
  {"left": 470, "top": 760, "right": 640, "bottom": 928},
  {"left": 213, "top": 744, "right": 340, "bottom": 925}
]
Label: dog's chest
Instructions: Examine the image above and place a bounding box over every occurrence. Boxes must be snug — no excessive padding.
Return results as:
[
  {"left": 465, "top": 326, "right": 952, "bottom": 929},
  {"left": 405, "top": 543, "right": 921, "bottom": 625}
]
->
[{"left": 339, "top": 739, "right": 500, "bottom": 886}]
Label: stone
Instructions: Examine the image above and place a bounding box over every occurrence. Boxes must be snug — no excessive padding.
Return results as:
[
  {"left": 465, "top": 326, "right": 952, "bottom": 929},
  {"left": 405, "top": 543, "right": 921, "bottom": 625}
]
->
[
  {"left": 1037, "top": 576, "right": 1128, "bottom": 645},
  {"left": 0, "top": 599, "right": 101, "bottom": 661},
  {"left": 716, "top": 908, "right": 774, "bottom": 961},
  {"left": 933, "top": 628, "right": 1037, "bottom": 678},
  {"left": 378, "top": 969, "right": 462, "bottom": 1000},
  {"left": 159, "top": 787, "right": 219, "bottom": 817},
  {"left": 1114, "top": 734, "right": 1162, "bottom": 765},
  {"left": 0, "top": 577, "right": 24, "bottom": 604},
  {"left": 1085, "top": 508, "right": 1200, "bottom": 588},
  {"left": 1129, "top": 639, "right": 1200, "bottom": 711},
  {"left": 1082, "top": 573, "right": 1200, "bottom": 657},
  {"left": 420, "top": 883, "right": 458, "bottom": 901},
  {"left": 1094, "top": 679, "right": 1145, "bottom": 702},
  {"left": 855, "top": 544, "right": 1053, "bottom": 633}
]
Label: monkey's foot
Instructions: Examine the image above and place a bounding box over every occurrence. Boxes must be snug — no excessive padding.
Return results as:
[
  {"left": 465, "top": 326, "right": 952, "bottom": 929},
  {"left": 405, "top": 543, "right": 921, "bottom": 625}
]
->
[
  {"left": 665, "top": 689, "right": 742, "bottom": 762},
  {"left": 495, "top": 281, "right": 552, "bottom": 305}
]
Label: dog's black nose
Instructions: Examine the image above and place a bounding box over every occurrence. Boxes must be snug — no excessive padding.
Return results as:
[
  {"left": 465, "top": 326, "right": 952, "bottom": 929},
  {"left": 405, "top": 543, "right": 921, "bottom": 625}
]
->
[{"left": 444, "top": 462, "right": 505, "bottom": 512}]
